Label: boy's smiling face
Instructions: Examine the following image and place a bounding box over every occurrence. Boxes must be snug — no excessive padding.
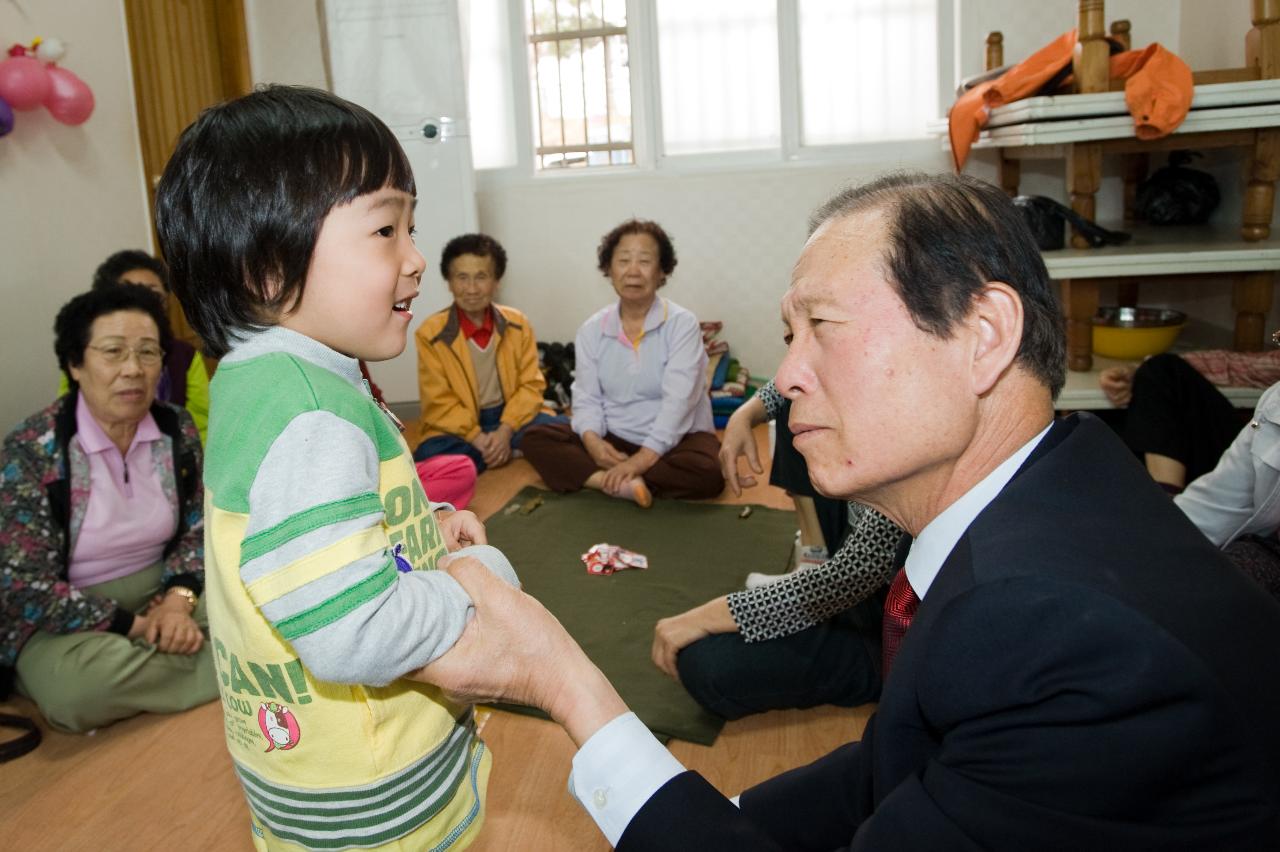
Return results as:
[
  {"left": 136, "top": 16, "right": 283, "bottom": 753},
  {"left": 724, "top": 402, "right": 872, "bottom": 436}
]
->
[{"left": 280, "top": 186, "right": 425, "bottom": 361}]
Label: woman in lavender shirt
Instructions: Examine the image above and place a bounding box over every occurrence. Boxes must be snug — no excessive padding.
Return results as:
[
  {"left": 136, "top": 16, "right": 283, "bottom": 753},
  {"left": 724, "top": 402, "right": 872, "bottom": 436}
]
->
[{"left": 521, "top": 220, "right": 723, "bottom": 506}]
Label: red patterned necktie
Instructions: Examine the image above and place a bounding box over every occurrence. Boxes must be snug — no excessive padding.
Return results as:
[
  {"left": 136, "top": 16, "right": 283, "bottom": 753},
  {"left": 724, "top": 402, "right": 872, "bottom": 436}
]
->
[{"left": 881, "top": 567, "right": 920, "bottom": 680}]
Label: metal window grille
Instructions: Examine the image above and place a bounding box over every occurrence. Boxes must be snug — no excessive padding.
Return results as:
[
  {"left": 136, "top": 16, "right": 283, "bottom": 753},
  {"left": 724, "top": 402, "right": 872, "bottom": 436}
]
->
[{"left": 527, "top": 0, "right": 634, "bottom": 169}]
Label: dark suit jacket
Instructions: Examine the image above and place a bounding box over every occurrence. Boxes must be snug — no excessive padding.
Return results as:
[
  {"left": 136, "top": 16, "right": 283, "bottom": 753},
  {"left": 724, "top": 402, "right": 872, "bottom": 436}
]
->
[{"left": 619, "top": 415, "right": 1280, "bottom": 851}]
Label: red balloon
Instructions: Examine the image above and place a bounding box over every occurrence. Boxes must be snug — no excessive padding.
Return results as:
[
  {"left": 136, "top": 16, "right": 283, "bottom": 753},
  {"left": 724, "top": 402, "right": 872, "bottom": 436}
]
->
[
  {"left": 44, "top": 65, "right": 94, "bottom": 125},
  {"left": 0, "top": 55, "right": 51, "bottom": 110}
]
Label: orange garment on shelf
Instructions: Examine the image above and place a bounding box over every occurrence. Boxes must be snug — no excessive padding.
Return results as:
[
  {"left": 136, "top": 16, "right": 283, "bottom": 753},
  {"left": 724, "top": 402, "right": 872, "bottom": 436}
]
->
[{"left": 948, "top": 30, "right": 1193, "bottom": 171}]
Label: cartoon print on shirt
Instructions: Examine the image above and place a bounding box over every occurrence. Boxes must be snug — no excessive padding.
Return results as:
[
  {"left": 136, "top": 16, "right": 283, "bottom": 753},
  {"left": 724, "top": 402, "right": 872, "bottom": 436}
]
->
[{"left": 258, "top": 702, "right": 301, "bottom": 751}]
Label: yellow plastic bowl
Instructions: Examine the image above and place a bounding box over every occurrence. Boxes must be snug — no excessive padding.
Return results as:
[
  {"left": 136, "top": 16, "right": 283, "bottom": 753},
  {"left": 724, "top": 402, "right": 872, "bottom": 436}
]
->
[{"left": 1092, "top": 307, "right": 1186, "bottom": 360}]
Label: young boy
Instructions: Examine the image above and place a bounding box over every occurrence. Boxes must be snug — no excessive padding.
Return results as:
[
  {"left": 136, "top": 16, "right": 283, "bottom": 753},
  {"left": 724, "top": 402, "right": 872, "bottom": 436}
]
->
[
  {"left": 414, "top": 234, "right": 565, "bottom": 472},
  {"left": 155, "top": 86, "right": 516, "bottom": 851}
]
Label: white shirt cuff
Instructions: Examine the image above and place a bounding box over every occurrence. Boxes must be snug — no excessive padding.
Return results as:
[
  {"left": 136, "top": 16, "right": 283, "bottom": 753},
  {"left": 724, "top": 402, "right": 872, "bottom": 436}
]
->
[{"left": 568, "top": 712, "right": 685, "bottom": 847}]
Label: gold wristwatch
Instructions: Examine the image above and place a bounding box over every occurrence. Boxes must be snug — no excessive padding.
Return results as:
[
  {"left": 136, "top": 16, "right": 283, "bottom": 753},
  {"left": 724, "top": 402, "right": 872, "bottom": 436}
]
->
[{"left": 167, "top": 586, "right": 198, "bottom": 613}]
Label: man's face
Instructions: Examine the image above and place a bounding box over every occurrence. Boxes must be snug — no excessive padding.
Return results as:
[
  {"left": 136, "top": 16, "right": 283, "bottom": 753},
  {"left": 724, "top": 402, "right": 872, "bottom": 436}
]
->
[
  {"left": 446, "top": 253, "right": 500, "bottom": 321},
  {"left": 775, "top": 210, "right": 975, "bottom": 509}
]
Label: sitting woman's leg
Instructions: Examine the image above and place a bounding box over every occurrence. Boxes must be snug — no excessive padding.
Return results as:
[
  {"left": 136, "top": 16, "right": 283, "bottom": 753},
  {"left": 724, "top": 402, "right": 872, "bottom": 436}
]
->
[
  {"left": 14, "top": 565, "right": 217, "bottom": 733},
  {"left": 520, "top": 423, "right": 603, "bottom": 492},
  {"left": 1125, "top": 354, "right": 1244, "bottom": 490},
  {"left": 676, "top": 604, "right": 881, "bottom": 720},
  {"left": 640, "top": 432, "right": 725, "bottom": 500}
]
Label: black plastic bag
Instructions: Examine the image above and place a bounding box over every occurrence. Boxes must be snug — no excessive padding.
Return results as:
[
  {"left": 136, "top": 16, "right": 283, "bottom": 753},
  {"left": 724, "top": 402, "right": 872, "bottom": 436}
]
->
[
  {"left": 1013, "top": 195, "right": 1131, "bottom": 251},
  {"left": 1136, "top": 151, "right": 1220, "bottom": 225},
  {"left": 538, "top": 341, "right": 575, "bottom": 411}
]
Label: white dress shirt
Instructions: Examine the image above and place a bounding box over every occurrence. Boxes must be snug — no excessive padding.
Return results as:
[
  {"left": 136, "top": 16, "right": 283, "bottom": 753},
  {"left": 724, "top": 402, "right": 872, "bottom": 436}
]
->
[{"left": 568, "top": 422, "right": 1053, "bottom": 845}]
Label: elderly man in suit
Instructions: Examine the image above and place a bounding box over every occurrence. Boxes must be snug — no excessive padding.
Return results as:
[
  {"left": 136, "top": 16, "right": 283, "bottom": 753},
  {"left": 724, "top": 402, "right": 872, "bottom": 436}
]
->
[{"left": 413, "top": 172, "right": 1280, "bottom": 850}]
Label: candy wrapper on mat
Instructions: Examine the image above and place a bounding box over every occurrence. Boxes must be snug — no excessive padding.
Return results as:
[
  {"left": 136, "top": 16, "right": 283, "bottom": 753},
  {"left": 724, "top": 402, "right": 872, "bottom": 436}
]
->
[{"left": 582, "top": 543, "right": 649, "bottom": 575}]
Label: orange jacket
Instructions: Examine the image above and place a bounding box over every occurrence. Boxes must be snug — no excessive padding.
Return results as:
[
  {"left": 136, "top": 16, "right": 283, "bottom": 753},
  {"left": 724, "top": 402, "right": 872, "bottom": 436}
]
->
[
  {"left": 415, "top": 304, "right": 548, "bottom": 442},
  {"left": 949, "top": 30, "right": 1192, "bottom": 171}
]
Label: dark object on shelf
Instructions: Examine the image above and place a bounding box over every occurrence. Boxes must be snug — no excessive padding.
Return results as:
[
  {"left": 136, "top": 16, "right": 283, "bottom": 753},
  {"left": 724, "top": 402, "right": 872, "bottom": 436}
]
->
[
  {"left": 1136, "top": 151, "right": 1221, "bottom": 225},
  {"left": 1013, "top": 195, "right": 1132, "bottom": 250}
]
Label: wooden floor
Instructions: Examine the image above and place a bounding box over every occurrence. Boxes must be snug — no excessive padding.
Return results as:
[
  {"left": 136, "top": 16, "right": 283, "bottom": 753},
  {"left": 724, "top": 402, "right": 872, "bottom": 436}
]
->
[{"left": 0, "top": 425, "right": 873, "bottom": 851}]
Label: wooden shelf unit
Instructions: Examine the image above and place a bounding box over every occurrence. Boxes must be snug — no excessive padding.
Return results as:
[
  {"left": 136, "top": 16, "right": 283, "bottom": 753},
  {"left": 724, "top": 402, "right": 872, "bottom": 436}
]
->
[{"left": 950, "top": 1, "right": 1280, "bottom": 372}]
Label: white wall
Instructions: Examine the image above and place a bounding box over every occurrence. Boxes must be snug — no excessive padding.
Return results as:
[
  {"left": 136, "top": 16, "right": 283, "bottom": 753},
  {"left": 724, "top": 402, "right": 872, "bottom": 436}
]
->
[
  {"left": 244, "top": 0, "right": 329, "bottom": 89},
  {"left": 0, "top": 1, "right": 152, "bottom": 431}
]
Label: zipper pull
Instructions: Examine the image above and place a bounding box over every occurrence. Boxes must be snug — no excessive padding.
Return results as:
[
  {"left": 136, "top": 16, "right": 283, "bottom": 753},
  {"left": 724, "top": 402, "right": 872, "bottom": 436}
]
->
[{"left": 364, "top": 378, "right": 405, "bottom": 433}]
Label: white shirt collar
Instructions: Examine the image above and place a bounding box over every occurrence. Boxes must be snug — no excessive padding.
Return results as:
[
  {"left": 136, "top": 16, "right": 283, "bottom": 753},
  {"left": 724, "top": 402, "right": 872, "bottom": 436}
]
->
[{"left": 904, "top": 422, "right": 1052, "bottom": 599}]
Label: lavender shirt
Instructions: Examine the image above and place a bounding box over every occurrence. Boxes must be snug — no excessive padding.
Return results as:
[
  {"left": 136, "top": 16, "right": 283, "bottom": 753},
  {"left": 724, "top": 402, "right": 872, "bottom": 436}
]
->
[
  {"left": 68, "top": 393, "right": 176, "bottom": 588},
  {"left": 571, "top": 297, "right": 714, "bottom": 456}
]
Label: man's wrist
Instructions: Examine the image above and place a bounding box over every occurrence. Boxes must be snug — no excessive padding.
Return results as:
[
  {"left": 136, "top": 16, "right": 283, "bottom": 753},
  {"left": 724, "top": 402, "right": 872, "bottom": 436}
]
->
[{"left": 551, "top": 663, "right": 630, "bottom": 748}]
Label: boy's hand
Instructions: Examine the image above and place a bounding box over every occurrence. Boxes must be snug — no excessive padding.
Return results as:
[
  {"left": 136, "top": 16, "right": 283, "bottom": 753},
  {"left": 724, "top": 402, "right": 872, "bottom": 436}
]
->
[{"left": 437, "top": 509, "right": 487, "bottom": 550}]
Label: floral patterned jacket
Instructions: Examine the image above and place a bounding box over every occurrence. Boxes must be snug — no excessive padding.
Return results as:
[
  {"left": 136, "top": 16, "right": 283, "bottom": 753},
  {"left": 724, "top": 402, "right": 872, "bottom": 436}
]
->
[{"left": 0, "top": 394, "right": 204, "bottom": 687}]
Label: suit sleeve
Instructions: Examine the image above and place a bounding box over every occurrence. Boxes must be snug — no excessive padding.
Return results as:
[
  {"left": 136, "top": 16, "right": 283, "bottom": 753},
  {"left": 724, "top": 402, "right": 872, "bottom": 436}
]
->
[
  {"left": 848, "top": 576, "right": 1220, "bottom": 851},
  {"left": 627, "top": 576, "right": 1229, "bottom": 852}
]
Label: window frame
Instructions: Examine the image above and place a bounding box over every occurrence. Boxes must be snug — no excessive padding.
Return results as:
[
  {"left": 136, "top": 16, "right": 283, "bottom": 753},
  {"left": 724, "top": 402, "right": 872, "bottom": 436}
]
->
[{"left": 488, "top": 0, "right": 956, "bottom": 180}]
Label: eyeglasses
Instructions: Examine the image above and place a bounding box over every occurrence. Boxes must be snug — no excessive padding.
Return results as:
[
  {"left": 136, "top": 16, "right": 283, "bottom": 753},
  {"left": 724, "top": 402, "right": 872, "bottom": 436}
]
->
[{"left": 86, "top": 343, "right": 165, "bottom": 366}]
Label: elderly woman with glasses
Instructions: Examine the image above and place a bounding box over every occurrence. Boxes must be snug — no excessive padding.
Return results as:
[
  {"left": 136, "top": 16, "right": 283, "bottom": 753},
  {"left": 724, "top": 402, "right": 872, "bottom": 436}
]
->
[
  {"left": 0, "top": 284, "right": 216, "bottom": 733},
  {"left": 55, "top": 249, "right": 212, "bottom": 444}
]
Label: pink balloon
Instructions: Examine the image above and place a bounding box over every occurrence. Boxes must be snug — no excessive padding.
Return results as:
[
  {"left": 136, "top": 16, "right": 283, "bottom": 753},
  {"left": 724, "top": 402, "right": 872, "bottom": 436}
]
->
[
  {"left": 0, "top": 55, "right": 51, "bottom": 110},
  {"left": 43, "top": 65, "right": 94, "bottom": 125}
]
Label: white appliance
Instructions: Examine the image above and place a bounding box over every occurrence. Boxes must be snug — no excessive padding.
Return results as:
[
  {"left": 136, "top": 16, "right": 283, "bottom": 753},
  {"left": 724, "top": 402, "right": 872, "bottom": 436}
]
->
[{"left": 324, "top": 0, "right": 478, "bottom": 405}]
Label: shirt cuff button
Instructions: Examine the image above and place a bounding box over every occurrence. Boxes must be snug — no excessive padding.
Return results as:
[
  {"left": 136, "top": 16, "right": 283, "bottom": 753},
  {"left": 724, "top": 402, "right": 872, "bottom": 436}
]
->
[{"left": 593, "top": 788, "right": 609, "bottom": 808}]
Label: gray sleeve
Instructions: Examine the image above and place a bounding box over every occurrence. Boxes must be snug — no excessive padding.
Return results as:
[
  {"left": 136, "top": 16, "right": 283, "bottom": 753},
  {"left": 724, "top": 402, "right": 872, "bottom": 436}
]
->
[
  {"left": 726, "top": 504, "right": 902, "bottom": 642},
  {"left": 242, "top": 410, "right": 476, "bottom": 686}
]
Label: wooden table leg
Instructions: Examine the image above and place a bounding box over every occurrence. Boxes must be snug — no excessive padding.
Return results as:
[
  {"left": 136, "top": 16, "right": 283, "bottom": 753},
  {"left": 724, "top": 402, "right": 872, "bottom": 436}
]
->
[
  {"left": 1234, "top": 271, "right": 1276, "bottom": 350},
  {"left": 999, "top": 155, "right": 1021, "bottom": 197},
  {"left": 1061, "top": 278, "right": 1100, "bottom": 371},
  {"left": 1243, "top": 128, "right": 1280, "bottom": 241},
  {"left": 1068, "top": 142, "right": 1103, "bottom": 249},
  {"left": 1116, "top": 279, "right": 1140, "bottom": 307}
]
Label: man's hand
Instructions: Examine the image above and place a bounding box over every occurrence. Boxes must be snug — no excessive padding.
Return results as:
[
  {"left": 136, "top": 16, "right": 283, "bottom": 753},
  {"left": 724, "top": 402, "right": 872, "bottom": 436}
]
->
[
  {"left": 482, "top": 424, "right": 514, "bottom": 467},
  {"left": 584, "top": 432, "right": 629, "bottom": 470},
  {"left": 651, "top": 597, "right": 737, "bottom": 679},
  {"left": 470, "top": 431, "right": 496, "bottom": 462},
  {"left": 436, "top": 509, "right": 487, "bottom": 550},
  {"left": 718, "top": 396, "right": 767, "bottom": 496},
  {"left": 410, "top": 557, "right": 628, "bottom": 747},
  {"left": 1099, "top": 365, "right": 1136, "bottom": 408}
]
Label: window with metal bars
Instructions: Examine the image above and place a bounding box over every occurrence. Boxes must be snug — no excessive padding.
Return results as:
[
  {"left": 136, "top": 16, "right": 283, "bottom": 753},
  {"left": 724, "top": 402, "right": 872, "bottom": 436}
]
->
[{"left": 526, "top": 0, "right": 633, "bottom": 170}]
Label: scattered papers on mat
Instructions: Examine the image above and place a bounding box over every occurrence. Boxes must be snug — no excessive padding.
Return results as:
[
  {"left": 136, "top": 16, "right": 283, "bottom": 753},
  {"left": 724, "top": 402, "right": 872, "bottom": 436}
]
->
[{"left": 582, "top": 543, "right": 649, "bottom": 575}]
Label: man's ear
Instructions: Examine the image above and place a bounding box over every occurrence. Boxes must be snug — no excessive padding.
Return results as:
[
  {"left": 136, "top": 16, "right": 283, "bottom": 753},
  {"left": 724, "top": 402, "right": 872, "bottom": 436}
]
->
[{"left": 969, "top": 281, "right": 1023, "bottom": 396}]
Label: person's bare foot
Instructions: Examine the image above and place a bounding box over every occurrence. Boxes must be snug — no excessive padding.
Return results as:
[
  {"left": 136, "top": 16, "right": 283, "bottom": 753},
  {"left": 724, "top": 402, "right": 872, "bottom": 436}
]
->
[{"left": 609, "top": 477, "right": 652, "bottom": 508}]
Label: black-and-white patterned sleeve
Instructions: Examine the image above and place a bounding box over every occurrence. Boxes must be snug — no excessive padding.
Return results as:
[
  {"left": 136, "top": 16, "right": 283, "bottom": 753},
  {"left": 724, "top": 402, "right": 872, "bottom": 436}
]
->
[
  {"left": 756, "top": 379, "right": 784, "bottom": 422},
  {"left": 726, "top": 504, "right": 902, "bottom": 642}
]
